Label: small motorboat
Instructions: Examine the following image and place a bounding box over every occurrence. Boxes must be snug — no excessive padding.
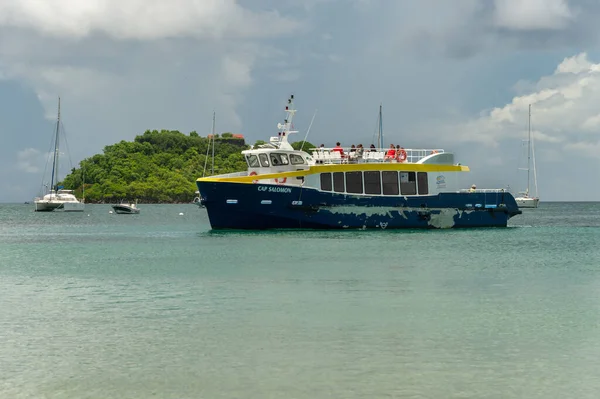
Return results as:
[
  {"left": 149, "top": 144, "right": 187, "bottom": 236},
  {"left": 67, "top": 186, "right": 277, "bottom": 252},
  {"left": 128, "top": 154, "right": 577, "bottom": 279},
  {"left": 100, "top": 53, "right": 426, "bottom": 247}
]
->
[{"left": 112, "top": 201, "right": 140, "bottom": 214}]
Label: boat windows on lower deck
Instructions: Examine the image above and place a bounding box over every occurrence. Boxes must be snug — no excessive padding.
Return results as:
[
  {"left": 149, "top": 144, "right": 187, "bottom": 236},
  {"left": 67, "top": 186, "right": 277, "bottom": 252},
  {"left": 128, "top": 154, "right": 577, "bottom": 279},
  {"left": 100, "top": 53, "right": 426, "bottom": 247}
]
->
[
  {"left": 333, "top": 172, "right": 345, "bottom": 193},
  {"left": 319, "top": 170, "right": 428, "bottom": 196},
  {"left": 400, "top": 172, "right": 416, "bottom": 195},
  {"left": 364, "top": 171, "right": 381, "bottom": 194},
  {"left": 382, "top": 171, "right": 399, "bottom": 195},
  {"left": 345, "top": 171, "right": 363, "bottom": 194},
  {"left": 320, "top": 173, "right": 332, "bottom": 191},
  {"left": 417, "top": 171, "right": 428, "bottom": 195}
]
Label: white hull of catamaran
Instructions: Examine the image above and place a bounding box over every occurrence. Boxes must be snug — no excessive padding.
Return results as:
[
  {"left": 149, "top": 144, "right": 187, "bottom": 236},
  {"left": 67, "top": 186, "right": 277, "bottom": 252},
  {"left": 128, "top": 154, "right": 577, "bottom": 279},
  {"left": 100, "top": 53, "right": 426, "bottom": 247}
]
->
[
  {"left": 515, "top": 197, "right": 539, "bottom": 208},
  {"left": 34, "top": 200, "right": 85, "bottom": 212}
]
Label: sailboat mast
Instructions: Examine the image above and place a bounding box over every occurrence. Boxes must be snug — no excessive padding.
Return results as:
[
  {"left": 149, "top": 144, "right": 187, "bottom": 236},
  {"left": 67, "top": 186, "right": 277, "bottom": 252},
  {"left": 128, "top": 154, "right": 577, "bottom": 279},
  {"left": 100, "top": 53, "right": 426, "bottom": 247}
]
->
[
  {"left": 379, "top": 104, "right": 383, "bottom": 149},
  {"left": 50, "top": 97, "right": 61, "bottom": 194},
  {"left": 531, "top": 123, "right": 538, "bottom": 198},
  {"left": 211, "top": 111, "right": 215, "bottom": 175},
  {"left": 527, "top": 104, "right": 531, "bottom": 195},
  {"left": 82, "top": 164, "right": 85, "bottom": 203}
]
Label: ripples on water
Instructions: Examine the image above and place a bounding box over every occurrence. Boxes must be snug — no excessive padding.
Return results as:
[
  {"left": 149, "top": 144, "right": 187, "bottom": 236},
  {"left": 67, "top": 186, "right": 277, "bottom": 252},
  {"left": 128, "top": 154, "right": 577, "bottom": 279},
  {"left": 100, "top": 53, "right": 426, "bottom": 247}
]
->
[{"left": 1, "top": 203, "right": 600, "bottom": 398}]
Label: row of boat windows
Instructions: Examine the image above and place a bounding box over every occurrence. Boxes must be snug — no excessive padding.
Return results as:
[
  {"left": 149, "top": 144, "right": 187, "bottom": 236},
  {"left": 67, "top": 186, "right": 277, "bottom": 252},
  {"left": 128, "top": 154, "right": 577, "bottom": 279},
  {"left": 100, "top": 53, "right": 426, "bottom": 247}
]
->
[
  {"left": 247, "top": 153, "right": 306, "bottom": 168},
  {"left": 320, "top": 171, "right": 429, "bottom": 195}
]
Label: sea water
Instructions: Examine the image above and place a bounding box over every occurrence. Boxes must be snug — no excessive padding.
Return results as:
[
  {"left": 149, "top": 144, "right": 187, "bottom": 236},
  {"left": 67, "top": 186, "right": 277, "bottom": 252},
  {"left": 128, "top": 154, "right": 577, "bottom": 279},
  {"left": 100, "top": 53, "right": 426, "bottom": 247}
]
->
[{"left": 1, "top": 203, "right": 600, "bottom": 398}]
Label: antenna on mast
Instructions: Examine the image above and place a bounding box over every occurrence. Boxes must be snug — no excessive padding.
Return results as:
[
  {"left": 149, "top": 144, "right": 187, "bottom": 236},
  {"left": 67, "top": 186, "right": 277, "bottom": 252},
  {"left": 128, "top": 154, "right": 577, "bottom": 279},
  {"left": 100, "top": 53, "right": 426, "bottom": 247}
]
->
[{"left": 273, "top": 94, "right": 298, "bottom": 150}]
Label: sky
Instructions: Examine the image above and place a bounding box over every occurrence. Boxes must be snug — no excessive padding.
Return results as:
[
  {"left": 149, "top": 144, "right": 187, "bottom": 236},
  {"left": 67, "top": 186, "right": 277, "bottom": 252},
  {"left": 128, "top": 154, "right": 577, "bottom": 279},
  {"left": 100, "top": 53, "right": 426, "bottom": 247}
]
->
[{"left": 1, "top": 0, "right": 600, "bottom": 202}]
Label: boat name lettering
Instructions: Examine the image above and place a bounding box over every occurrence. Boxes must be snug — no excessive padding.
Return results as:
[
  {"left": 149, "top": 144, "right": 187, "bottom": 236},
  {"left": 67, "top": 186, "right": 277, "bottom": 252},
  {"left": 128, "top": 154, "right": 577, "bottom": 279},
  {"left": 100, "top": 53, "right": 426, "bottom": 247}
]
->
[{"left": 257, "top": 186, "right": 292, "bottom": 193}]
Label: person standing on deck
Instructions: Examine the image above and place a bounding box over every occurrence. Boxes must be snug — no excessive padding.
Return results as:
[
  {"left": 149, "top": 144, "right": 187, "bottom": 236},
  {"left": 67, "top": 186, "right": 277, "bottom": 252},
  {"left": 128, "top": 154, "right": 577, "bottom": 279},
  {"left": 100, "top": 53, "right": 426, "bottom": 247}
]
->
[
  {"left": 332, "top": 142, "right": 344, "bottom": 155},
  {"left": 384, "top": 144, "right": 396, "bottom": 161}
]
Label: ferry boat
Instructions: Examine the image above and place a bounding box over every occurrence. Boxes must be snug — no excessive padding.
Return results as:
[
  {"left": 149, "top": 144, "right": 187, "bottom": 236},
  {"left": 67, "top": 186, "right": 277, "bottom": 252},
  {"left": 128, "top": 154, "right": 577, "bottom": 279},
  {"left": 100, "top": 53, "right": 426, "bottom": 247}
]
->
[{"left": 196, "top": 95, "right": 522, "bottom": 229}]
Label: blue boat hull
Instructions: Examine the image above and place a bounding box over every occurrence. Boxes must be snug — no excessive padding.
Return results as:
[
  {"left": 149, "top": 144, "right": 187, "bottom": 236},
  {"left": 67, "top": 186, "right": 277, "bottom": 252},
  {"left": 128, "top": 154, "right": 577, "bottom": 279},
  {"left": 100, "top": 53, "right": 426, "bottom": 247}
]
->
[{"left": 197, "top": 182, "right": 522, "bottom": 230}]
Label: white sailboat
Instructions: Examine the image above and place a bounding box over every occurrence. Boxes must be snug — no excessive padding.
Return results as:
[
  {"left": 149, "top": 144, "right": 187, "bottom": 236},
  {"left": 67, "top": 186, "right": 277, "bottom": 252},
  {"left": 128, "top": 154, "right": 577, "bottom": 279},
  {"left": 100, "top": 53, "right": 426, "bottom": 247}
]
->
[
  {"left": 515, "top": 104, "right": 540, "bottom": 208},
  {"left": 34, "top": 98, "right": 85, "bottom": 212}
]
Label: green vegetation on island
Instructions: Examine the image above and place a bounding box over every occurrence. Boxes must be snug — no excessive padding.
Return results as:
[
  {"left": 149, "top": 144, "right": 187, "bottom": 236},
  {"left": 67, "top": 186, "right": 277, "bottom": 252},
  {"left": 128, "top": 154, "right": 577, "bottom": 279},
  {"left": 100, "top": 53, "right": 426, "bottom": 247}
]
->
[{"left": 60, "top": 129, "right": 314, "bottom": 203}]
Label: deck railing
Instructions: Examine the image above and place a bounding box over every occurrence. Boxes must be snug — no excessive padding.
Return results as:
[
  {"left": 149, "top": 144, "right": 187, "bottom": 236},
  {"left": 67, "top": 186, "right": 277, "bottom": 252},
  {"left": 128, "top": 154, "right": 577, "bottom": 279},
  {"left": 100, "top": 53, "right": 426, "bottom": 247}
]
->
[{"left": 308, "top": 148, "right": 444, "bottom": 164}]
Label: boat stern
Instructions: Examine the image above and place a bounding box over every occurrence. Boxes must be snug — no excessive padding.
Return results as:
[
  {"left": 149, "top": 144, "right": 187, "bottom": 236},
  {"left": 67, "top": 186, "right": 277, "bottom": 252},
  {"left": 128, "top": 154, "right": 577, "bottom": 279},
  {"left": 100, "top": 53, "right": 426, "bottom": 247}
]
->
[{"left": 498, "top": 191, "right": 522, "bottom": 219}]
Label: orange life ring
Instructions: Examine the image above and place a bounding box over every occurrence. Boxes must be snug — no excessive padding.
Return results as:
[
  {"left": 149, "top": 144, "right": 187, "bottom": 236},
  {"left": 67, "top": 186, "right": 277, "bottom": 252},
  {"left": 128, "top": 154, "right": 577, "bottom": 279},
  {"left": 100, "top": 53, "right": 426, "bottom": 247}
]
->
[
  {"left": 249, "top": 171, "right": 258, "bottom": 184},
  {"left": 275, "top": 177, "right": 287, "bottom": 184},
  {"left": 431, "top": 150, "right": 438, "bottom": 154},
  {"left": 396, "top": 149, "right": 407, "bottom": 162}
]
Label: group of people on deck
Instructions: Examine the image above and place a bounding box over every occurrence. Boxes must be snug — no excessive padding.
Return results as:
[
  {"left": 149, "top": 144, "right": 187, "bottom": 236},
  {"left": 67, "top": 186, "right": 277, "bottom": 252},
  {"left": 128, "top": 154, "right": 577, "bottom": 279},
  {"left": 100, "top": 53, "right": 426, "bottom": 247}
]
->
[
  {"left": 331, "top": 142, "right": 364, "bottom": 158},
  {"left": 318, "top": 142, "right": 406, "bottom": 162},
  {"left": 383, "top": 144, "right": 407, "bottom": 162}
]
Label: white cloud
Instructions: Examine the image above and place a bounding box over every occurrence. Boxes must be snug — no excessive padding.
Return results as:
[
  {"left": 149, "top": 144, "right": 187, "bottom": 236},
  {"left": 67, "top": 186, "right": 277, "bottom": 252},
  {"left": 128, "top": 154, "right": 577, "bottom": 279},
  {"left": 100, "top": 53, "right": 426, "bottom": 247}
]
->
[
  {"left": 274, "top": 70, "right": 302, "bottom": 82},
  {"left": 494, "top": 0, "right": 574, "bottom": 30},
  {"left": 221, "top": 55, "right": 254, "bottom": 89},
  {"left": 0, "top": 2, "right": 290, "bottom": 141},
  {"left": 554, "top": 52, "right": 599, "bottom": 73},
  {"left": 0, "top": 0, "right": 299, "bottom": 40},
  {"left": 33, "top": 66, "right": 124, "bottom": 119},
  {"left": 582, "top": 113, "right": 600, "bottom": 130},
  {"left": 564, "top": 140, "right": 600, "bottom": 157},
  {"left": 445, "top": 52, "right": 600, "bottom": 156},
  {"left": 16, "top": 148, "right": 45, "bottom": 173},
  {"left": 0, "top": 0, "right": 308, "bottom": 141},
  {"left": 0, "top": 39, "right": 267, "bottom": 181}
]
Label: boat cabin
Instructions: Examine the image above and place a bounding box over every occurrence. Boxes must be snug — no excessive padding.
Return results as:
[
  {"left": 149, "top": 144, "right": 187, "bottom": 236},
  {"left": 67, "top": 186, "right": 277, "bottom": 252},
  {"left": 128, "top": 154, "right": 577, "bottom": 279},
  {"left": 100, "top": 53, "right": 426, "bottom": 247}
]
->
[
  {"left": 240, "top": 107, "right": 313, "bottom": 185},
  {"left": 242, "top": 145, "right": 312, "bottom": 186},
  {"left": 41, "top": 189, "right": 80, "bottom": 201}
]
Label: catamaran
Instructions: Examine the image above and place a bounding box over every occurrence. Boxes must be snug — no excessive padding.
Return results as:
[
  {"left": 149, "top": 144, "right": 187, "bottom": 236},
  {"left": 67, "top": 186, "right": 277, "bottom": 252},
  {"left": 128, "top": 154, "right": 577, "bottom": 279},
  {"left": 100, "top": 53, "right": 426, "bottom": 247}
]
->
[
  {"left": 196, "top": 95, "right": 521, "bottom": 229},
  {"left": 515, "top": 104, "right": 540, "bottom": 209},
  {"left": 34, "top": 98, "right": 85, "bottom": 212}
]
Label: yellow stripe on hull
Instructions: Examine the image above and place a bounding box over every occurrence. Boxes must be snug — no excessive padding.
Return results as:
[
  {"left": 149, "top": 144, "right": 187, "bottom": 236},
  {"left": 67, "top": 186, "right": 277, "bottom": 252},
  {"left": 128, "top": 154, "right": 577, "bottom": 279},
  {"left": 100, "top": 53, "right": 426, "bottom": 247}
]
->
[{"left": 197, "top": 163, "right": 470, "bottom": 184}]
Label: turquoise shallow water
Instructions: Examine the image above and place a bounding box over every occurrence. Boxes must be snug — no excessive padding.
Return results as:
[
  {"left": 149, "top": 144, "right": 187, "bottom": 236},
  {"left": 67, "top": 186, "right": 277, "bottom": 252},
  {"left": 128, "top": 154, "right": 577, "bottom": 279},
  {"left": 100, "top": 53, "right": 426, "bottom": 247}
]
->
[{"left": 1, "top": 203, "right": 600, "bottom": 398}]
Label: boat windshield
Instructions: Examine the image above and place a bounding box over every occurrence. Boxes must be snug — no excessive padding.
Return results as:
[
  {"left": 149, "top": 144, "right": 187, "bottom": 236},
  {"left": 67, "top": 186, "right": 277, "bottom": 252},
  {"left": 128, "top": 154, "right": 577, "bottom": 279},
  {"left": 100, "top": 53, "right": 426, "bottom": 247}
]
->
[
  {"left": 258, "top": 154, "right": 269, "bottom": 167},
  {"left": 246, "top": 154, "right": 260, "bottom": 167},
  {"left": 269, "top": 153, "right": 289, "bottom": 166},
  {"left": 290, "top": 154, "right": 305, "bottom": 165}
]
